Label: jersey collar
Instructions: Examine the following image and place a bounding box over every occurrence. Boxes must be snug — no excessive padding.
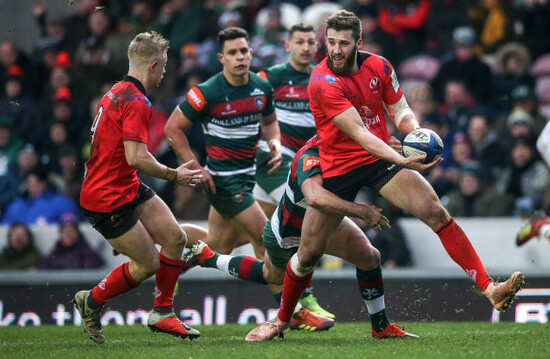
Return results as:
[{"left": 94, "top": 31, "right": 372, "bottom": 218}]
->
[{"left": 123, "top": 75, "right": 147, "bottom": 96}]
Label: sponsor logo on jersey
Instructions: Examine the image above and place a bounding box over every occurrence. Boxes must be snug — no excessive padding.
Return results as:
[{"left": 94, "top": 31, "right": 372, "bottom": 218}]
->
[
  {"left": 125, "top": 95, "right": 151, "bottom": 107},
  {"left": 302, "top": 156, "right": 320, "bottom": 171},
  {"left": 358, "top": 105, "right": 381, "bottom": 128},
  {"left": 254, "top": 96, "right": 264, "bottom": 109},
  {"left": 187, "top": 86, "right": 206, "bottom": 111},
  {"left": 250, "top": 88, "right": 265, "bottom": 96},
  {"left": 369, "top": 77, "right": 380, "bottom": 92},
  {"left": 285, "top": 86, "right": 301, "bottom": 98},
  {"left": 324, "top": 74, "right": 338, "bottom": 84},
  {"left": 221, "top": 103, "right": 237, "bottom": 116}
]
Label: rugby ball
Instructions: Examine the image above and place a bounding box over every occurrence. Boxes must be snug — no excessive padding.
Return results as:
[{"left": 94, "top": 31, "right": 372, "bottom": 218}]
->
[{"left": 402, "top": 128, "right": 444, "bottom": 164}]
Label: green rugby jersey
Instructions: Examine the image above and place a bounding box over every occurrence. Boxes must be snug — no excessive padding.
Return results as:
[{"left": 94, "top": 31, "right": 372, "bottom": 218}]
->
[
  {"left": 257, "top": 63, "right": 316, "bottom": 160},
  {"left": 179, "top": 71, "right": 275, "bottom": 176},
  {"left": 270, "top": 136, "right": 321, "bottom": 249}
]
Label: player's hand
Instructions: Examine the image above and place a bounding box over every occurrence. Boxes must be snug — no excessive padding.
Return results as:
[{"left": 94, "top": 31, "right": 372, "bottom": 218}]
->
[
  {"left": 174, "top": 160, "right": 203, "bottom": 187},
  {"left": 359, "top": 205, "right": 391, "bottom": 231},
  {"left": 190, "top": 162, "right": 216, "bottom": 194},
  {"left": 401, "top": 155, "right": 443, "bottom": 172},
  {"left": 267, "top": 139, "right": 283, "bottom": 174},
  {"left": 388, "top": 136, "right": 402, "bottom": 154}
]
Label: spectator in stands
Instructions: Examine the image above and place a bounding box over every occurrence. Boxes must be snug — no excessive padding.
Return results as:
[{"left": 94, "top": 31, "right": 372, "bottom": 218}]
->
[
  {"left": 498, "top": 108, "right": 539, "bottom": 155},
  {"left": 442, "top": 162, "right": 513, "bottom": 217},
  {"left": 496, "top": 136, "right": 550, "bottom": 217},
  {"left": 431, "top": 27, "right": 492, "bottom": 105},
  {"left": 50, "top": 145, "right": 83, "bottom": 204},
  {"left": 74, "top": 9, "right": 126, "bottom": 69},
  {"left": 437, "top": 79, "right": 474, "bottom": 134},
  {"left": 74, "top": 35, "right": 121, "bottom": 99},
  {"left": 357, "top": 6, "right": 396, "bottom": 60},
  {"left": 0, "top": 65, "right": 36, "bottom": 143},
  {"left": 0, "top": 40, "right": 36, "bottom": 98},
  {"left": 367, "top": 225, "right": 412, "bottom": 268},
  {"left": 0, "top": 222, "right": 42, "bottom": 270},
  {"left": 154, "top": 0, "right": 204, "bottom": 58},
  {"left": 425, "top": 0, "right": 469, "bottom": 57},
  {"left": 467, "top": 111, "right": 505, "bottom": 180},
  {"left": 469, "top": 0, "right": 514, "bottom": 54},
  {"left": 377, "top": 0, "right": 431, "bottom": 65},
  {"left": 509, "top": 84, "right": 546, "bottom": 135},
  {"left": 0, "top": 115, "right": 23, "bottom": 176},
  {"left": 12, "top": 143, "right": 39, "bottom": 181},
  {"left": 429, "top": 132, "right": 474, "bottom": 196},
  {"left": 514, "top": 0, "right": 550, "bottom": 60},
  {"left": 38, "top": 212, "right": 104, "bottom": 270},
  {"left": 250, "top": 7, "right": 288, "bottom": 71},
  {"left": 1, "top": 166, "right": 78, "bottom": 225}
]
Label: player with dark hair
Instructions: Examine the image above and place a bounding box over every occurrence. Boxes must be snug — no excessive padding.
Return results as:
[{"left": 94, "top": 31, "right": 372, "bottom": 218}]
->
[
  {"left": 74, "top": 31, "right": 202, "bottom": 344},
  {"left": 254, "top": 22, "right": 332, "bottom": 318},
  {"left": 164, "top": 26, "right": 281, "bottom": 260},
  {"left": 249, "top": 10, "right": 524, "bottom": 340}
]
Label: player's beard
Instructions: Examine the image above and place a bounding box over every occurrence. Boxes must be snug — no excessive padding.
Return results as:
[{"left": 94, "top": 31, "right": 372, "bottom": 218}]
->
[{"left": 327, "top": 44, "right": 357, "bottom": 75}]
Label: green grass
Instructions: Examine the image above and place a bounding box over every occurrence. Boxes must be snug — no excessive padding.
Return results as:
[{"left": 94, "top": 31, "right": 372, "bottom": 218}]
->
[{"left": 0, "top": 322, "right": 548, "bottom": 359}]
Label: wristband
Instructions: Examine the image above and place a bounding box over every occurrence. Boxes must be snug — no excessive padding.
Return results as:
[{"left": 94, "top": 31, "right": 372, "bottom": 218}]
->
[{"left": 164, "top": 167, "right": 178, "bottom": 182}]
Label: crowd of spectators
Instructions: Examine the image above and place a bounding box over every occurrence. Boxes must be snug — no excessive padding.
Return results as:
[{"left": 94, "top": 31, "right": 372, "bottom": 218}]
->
[{"left": 1, "top": 0, "right": 550, "bottom": 268}]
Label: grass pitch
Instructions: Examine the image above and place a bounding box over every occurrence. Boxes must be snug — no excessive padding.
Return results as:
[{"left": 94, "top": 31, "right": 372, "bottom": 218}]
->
[{"left": 1, "top": 322, "right": 548, "bottom": 359}]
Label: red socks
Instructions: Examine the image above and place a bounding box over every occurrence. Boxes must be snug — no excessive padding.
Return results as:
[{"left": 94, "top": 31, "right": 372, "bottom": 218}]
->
[
  {"left": 435, "top": 218, "right": 492, "bottom": 291},
  {"left": 154, "top": 253, "right": 184, "bottom": 308},
  {"left": 91, "top": 262, "right": 139, "bottom": 305},
  {"left": 278, "top": 260, "right": 313, "bottom": 323}
]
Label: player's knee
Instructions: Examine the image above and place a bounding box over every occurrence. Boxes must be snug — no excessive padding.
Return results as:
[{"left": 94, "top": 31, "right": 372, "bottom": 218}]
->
[
  {"left": 419, "top": 200, "right": 448, "bottom": 225},
  {"left": 296, "top": 248, "right": 322, "bottom": 268}
]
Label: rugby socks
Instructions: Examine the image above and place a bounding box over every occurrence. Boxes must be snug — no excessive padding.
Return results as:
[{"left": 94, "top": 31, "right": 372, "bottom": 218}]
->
[
  {"left": 202, "top": 249, "right": 268, "bottom": 285},
  {"left": 435, "top": 218, "right": 492, "bottom": 291},
  {"left": 154, "top": 254, "right": 184, "bottom": 308},
  {"left": 90, "top": 262, "right": 139, "bottom": 306},
  {"left": 278, "top": 255, "right": 313, "bottom": 323},
  {"left": 356, "top": 266, "right": 389, "bottom": 332}
]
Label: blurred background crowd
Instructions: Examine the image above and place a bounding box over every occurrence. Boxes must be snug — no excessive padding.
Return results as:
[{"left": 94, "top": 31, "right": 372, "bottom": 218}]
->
[{"left": 1, "top": 0, "right": 550, "bottom": 270}]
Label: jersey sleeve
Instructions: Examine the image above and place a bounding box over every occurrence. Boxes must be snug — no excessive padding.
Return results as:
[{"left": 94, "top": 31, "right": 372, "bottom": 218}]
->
[
  {"left": 308, "top": 74, "right": 353, "bottom": 120},
  {"left": 261, "top": 79, "right": 275, "bottom": 116},
  {"left": 295, "top": 147, "right": 322, "bottom": 188},
  {"left": 178, "top": 86, "right": 207, "bottom": 123},
  {"left": 376, "top": 56, "right": 403, "bottom": 106},
  {"left": 121, "top": 94, "right": 152, "bottom": 143}
]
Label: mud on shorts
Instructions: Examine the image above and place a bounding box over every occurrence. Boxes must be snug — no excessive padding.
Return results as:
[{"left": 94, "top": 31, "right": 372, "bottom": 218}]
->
[
  {"left": 253, "top": 151, "right": 291, "bottom": 205},
  {"left": 262, "top": 219, "right": 298, "bottom": 270},
  {"left": 80, "top": 181, "right": 156, "bottom": 239},
  {"left": 323, "top": 159, "right": 402, "bottom": 201},
  {"left": 205, "top": 174, "right": 256, "bottom": 219}
]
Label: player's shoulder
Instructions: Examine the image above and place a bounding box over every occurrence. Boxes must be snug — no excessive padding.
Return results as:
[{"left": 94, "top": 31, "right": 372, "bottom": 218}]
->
[
  {"left": 360, "top": 51, "right": 395, "bottom": 75},
  {"left": 113, "top": 81, "right": 152, "bottom": 109},
  {"left": 263, "top": 62, "right": 289, "bottom": 77}
]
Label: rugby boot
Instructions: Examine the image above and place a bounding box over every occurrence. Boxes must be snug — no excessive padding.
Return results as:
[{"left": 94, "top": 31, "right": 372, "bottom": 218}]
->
[
  {"left": 299, "top": 293, "right": 335, "bottom": 319},
  {"left": 73, "top": 290, "right": 105, "bottom": 344},
  {"left": 245, "top": 318, "right": 289, "bottom": 342},
  {"left": 187, "top": 240, "right": 218, "bottom": 267},
  {"left": 148, "top": 309, "right": 200, "bottom": 340},
  {"left": 516, "top": 212, "right": 547, "bottom": 246},
  {"left": 372, "top": 323, "right": 419, "bottom": 339},
  {"left": 289, "top": 309, "right": 334, "bottom": 331},
  {"left": 484, "top": 272, "right": 525, "bottom": 311}
]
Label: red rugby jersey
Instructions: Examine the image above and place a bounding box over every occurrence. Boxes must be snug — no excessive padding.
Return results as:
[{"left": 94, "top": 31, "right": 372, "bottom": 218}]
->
[
  {"left": 80, "top": 76, "right": 151, "bottom": 212},
  {"left": 308, "top": 51, "right": 403, "bottom": 178}
]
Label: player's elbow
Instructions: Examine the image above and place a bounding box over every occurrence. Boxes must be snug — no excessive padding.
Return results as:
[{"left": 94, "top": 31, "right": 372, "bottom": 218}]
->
[
  {"left": 125, "top": 154, "right": 140, "bottom": 169},
  {"left": 306, "top": 194, "right": 325, "bottom": 210}
]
